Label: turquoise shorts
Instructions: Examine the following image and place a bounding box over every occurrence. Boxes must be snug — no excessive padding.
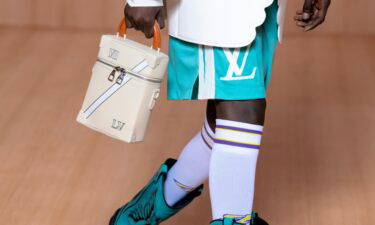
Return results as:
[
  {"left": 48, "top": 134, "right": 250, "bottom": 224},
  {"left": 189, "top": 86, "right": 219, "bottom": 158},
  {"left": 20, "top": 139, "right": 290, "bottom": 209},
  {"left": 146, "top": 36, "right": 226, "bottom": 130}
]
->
[{"left": 167, "top": 0, "right": 279, "bottom": 100}]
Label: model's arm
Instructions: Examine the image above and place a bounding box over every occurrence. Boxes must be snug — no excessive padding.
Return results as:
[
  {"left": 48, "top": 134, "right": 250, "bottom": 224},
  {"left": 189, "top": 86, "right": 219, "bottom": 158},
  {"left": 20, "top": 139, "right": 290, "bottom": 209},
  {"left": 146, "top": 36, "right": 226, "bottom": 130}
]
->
[
  {"left": 295, "top": 0, "right": 331, "bottom": 31},
  {"left": 124, "top": 0, "right": 166, "bottom": 38}
]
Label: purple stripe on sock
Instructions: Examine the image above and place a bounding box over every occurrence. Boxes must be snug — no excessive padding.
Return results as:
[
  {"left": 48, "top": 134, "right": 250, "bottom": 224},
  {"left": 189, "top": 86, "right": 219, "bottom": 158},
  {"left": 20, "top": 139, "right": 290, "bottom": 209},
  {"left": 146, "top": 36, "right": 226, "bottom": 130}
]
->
[
  {"left": 204, "top": 123, "right": 214, "bottom": 140},
  {"left": 216, "top": 125, "right": 263, "bottom": 135},
  {"left": 201, "top": 131, "right": 212, "bottom": 149},
  {"left": 214, "top": 139, "right": 260, "bottom": 150}
]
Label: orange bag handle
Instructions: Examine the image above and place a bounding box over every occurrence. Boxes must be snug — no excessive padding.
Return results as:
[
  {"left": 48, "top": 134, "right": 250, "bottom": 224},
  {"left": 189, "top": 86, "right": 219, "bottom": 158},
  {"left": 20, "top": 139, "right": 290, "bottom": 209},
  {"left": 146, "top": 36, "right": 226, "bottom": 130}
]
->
[{"left": 117, "top": 18, "right": 161, "bottom": 50}]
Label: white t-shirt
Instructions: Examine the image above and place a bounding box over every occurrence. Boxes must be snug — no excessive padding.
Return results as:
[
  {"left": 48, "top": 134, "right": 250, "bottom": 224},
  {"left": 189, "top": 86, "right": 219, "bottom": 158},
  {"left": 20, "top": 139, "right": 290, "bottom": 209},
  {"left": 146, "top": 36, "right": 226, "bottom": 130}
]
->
[{"left": 127, "top": 0, "right": 287, "bottom": 48}]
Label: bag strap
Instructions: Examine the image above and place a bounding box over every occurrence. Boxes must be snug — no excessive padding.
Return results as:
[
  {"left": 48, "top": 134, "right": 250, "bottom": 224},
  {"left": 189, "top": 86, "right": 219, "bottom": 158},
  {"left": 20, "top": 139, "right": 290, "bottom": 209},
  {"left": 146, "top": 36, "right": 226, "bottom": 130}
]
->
[{"left": 117, "top": 18, "right": 161, "bottom": 50}]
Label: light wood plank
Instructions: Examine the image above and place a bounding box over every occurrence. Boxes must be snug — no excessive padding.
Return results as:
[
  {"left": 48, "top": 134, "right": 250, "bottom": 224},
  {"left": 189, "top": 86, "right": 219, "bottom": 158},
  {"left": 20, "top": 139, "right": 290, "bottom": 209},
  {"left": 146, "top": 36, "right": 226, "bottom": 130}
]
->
[{"left": 0, "top": 28, "right": 374, "bottom": 225}]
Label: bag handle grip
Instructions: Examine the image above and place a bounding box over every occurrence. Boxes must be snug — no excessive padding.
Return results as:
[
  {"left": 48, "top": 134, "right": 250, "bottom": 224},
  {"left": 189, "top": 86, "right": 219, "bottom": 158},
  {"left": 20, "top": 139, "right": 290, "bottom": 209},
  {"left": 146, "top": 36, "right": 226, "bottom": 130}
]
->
[{"left": 117, "top": 18, "right": 161, "bottom": 50}]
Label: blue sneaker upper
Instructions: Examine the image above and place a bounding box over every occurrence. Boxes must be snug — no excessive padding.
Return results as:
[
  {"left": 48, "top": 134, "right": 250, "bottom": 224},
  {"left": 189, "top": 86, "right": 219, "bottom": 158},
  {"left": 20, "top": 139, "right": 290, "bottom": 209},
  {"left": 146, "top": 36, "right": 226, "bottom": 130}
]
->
[{"left": 109, "top": 158, "right": 204, "bottom": 225}]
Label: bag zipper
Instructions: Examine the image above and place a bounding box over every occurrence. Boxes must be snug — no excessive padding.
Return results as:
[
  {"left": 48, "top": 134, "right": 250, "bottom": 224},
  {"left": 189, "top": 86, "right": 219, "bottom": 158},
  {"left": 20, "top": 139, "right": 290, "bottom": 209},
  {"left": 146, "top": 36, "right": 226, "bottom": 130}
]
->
[{"left": 97, "top": 58, "right": 162, "bottom": 83}]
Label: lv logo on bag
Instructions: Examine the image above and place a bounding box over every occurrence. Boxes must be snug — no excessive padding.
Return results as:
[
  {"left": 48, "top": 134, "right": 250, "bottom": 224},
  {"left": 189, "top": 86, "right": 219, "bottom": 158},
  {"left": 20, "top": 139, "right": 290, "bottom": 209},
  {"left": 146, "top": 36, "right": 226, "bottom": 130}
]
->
[
  {"left": 109, "top": 48, "right": 120, "bottom": 60},
  {"left": 111, "top": 119, "right": 125, "bottom": 131}
]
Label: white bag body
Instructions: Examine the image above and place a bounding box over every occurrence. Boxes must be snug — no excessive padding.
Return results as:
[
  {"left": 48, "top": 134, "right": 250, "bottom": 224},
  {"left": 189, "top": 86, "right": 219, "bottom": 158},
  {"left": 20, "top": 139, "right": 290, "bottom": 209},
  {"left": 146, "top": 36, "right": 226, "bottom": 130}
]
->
[{"left": 77, "top": 21, "right": 168, "bottom": 143}]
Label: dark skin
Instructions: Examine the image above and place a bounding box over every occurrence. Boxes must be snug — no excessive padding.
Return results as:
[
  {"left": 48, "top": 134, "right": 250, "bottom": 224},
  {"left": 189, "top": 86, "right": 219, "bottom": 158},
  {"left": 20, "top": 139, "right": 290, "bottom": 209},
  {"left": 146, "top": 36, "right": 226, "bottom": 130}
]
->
[
  {"left": 125, "top": 0, "right": 331, "bottom": 129},
  {"left": 295, "top": 0, "right": 331, "bottom": 31},
  {"left": 124, "top": 4, "right": 166, "bottom": 38},
  {"left": 205, "top": 99, "right": 266, "bottom": 131}
]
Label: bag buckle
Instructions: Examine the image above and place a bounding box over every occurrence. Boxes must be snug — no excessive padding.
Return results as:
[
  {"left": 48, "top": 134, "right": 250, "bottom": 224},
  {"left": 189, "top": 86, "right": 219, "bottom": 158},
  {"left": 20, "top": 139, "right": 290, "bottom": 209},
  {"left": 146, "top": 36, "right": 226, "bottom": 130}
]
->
[
  {"left": 108, "top": 66, "right": 122, "bottom": 82},
  {"left": 108, "top": 69, "right": 116, "bottom": 82}
]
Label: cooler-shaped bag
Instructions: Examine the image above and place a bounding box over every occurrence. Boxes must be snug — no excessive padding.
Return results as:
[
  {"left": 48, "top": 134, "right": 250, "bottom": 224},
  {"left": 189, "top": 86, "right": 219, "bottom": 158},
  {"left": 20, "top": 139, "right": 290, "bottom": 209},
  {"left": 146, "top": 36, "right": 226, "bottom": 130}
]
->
[{"left": 76, "top": 19, "right": 169, "bottom": 143}]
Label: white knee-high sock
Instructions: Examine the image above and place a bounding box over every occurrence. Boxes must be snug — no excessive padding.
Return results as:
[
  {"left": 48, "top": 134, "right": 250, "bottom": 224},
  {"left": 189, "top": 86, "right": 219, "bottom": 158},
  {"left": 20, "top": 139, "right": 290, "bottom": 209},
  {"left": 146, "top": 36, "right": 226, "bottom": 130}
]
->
[
  {"left": 163, "top": 119, "right": 214, "bottom": 206},
  {"left": 209, "top": 119, "right": 263, "bottom": 224}
]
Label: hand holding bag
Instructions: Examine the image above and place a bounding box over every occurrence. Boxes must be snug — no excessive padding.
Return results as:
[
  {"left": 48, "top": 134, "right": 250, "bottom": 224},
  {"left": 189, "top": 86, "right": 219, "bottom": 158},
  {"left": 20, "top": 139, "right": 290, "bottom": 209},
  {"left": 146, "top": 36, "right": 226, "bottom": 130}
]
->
[{"left": 76, "top": 19, "right": 169, "bottom": 143}]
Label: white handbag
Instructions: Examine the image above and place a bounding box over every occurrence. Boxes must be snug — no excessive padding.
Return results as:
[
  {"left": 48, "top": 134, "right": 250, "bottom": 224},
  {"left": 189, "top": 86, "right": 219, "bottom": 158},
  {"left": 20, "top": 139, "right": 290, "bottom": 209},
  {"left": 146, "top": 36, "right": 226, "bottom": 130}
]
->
[{"left": 76, "top": 19, "right": 169, "bottom": 143}]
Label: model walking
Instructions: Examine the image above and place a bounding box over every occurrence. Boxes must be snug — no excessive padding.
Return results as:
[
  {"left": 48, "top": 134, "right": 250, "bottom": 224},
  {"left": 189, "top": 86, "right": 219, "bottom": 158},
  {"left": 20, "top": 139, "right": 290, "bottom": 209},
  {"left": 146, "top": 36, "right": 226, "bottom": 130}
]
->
[{"left": 109, "top": 0, "right": 331, "bottom": 224}]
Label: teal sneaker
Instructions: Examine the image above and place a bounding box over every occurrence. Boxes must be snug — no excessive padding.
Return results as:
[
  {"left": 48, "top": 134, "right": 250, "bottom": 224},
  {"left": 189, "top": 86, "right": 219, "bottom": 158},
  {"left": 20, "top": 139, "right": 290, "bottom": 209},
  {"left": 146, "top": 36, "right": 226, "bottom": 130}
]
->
[
  {"left": 109, "top": 158, "right": 204, "bottom": 225},
  {"left": 210, "top": 212, "right": 269, "bottom": 225}
]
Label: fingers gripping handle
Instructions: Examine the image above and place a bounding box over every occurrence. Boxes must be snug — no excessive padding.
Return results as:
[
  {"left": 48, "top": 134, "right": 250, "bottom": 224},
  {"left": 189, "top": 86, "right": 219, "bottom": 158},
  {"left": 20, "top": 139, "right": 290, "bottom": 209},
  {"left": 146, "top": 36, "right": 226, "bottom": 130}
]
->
[{"left": 117, "top": 18, "right": 161, "bottom": 50}]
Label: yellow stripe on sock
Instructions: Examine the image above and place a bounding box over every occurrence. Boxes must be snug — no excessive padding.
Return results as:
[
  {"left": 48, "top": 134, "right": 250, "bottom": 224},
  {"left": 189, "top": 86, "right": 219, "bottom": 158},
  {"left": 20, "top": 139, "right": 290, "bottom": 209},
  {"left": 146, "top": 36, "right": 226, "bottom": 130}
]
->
[
  {"left": 173, "top": 179, "right": 195, "bottom": 192},
  {"left": 216, "top": 127, "right": 261, "bottom": 136}
]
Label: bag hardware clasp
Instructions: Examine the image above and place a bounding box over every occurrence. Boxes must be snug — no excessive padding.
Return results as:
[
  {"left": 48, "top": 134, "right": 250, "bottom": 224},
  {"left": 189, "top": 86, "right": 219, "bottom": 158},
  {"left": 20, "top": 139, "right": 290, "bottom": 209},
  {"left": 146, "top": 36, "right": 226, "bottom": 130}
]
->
[
  {"left": 108, "top": 66, "right": 123, "bottom": 82},
  {"left": 116, "top": 69, "right": 126, "bottom": 85}
]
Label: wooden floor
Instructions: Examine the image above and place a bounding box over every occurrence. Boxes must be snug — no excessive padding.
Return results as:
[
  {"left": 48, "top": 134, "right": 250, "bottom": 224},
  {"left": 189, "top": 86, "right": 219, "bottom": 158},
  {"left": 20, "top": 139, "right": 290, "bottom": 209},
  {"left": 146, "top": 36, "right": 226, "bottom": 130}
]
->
[{"left": 0, "top": 27, "right": 374, "bottom": 225}]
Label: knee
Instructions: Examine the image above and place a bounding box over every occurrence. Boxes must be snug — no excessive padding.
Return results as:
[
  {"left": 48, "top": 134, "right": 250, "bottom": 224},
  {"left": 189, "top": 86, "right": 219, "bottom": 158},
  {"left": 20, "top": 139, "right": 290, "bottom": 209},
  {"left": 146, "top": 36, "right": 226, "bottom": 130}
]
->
[
  {"left": 215, "top": 99, "right": 267, "bottom": 125},
  {"left": 206, "top": 100, "right": 217, "bottom": 132}
]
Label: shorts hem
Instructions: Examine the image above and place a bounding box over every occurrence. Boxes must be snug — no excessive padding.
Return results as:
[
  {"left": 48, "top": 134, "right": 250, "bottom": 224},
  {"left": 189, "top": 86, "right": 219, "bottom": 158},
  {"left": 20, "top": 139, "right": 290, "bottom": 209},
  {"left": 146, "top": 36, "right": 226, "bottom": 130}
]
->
[{"left": 167, "top": 94, "right": 267, "bottom": 101}]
